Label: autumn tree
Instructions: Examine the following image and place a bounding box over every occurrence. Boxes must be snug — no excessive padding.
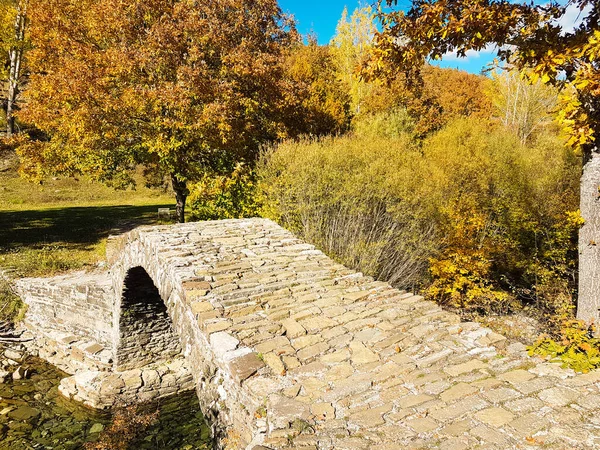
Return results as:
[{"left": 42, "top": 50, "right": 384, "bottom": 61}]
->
[
  {"left": 487, "top": 69, "right": 558, "bottom": 144},
  {"left": 361, "top": 64, "right": 491, "bottom": 136},
  {"left": 0, "top": 0, "right": 28, "bottom": 137},
  {"left": 17, "top": 0, "right": 296, "bottom": 222},
  {"left": 281, "top": 40, "right": 351, "bottom": 137},
  {"left": 370, "top": 0, "right": 600, "bottom": 323},
  {"left": 331, "top": 6, "right": 378, "bottom": 115}
]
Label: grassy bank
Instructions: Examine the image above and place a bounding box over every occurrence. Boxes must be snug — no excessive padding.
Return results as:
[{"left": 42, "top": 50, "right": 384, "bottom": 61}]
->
[{"left": 0, "top": 165, "right": 175, "bottom": 277}]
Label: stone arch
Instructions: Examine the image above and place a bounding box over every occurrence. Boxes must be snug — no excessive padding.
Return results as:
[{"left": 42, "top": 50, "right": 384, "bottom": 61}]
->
[{"left": 115, "top": 266, "right": 182, "bottom": 371}]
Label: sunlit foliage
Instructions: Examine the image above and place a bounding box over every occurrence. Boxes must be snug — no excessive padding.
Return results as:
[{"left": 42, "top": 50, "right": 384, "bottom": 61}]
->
[
  {"left": 260, "top": 118, "right": 580, "bottom": 317},
  {"left": 16, "top": 0, "right": 297, "bottom": 222},
  {"left": 369, "top": 0, "right": 599, "bottom": 157},
  {"left": 281, "top": 41, "right": 352, "bottom": 137}
]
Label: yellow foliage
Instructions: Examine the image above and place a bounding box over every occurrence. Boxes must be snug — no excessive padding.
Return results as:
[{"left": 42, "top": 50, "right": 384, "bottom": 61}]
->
[
  {"left": 188, "top": 164, "right": 259, "bottom": 221},
  {"left": 259, "top": 118, "right": 580, "bottom": 315},
  {"left": 421, "top": 118, "right": 580, "bottom": 314},
  {"left": 528, "top": 313, "right": 600, "bottom": 373}
]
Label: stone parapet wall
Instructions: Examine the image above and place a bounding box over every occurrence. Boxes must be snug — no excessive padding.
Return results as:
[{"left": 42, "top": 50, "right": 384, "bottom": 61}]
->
[{"left": 15, "top": 272, "right": 114, "bottom": 347}]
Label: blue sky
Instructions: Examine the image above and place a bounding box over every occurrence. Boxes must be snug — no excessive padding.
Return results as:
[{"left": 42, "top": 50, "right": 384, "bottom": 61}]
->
[
  {"left": 278, "top": 0, "right": 493, "bottom": 73},
  {"left": 278, "top": 0, "right": 362, "bottom": 43},
  {"left": 279, "top": 0, "right": 589, "bottom": 75}
]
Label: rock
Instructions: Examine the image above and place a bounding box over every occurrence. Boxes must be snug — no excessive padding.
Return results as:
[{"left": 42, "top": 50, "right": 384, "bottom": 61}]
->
[
  {"left": 267, "top": 395, "right": 311, "bottom": 432},
  {"left": 12, "top": 366, "right": 26, "bottom": 380},
  {"left": 281, "top": 318, "right": 306, "bottom": 339},
  {"left": 122, "top": 370, "right": 142, "bottom": 390},
  {"left": 89, "top": 423, "right": 105, "bottom": 434},
  {"left": 228, "top": 352, "right": 265, "bottom": 383},
  {"left": 0, "top": 370, "right": 10, "bottom": 383},
  {"left": 349, "top": 341, "right": 379, "bottom": 365},
  {"left": 141, "top": 369, "right": 160, "bottom": 387},
  {"left": 210, "top": 332, "right": 239, "bottom": 359},
  {"left": 4, "top": 350, "right": 23, "bottom": 362},
  {"left": 8, "top": 406, "right": 41, "bottom": 422}
]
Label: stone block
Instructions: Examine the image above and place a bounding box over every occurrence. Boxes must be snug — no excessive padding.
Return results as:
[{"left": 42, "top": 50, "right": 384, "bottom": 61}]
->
[
  {"left": 474, "top": 407, "right": 515, "bottom": 427},
  {"left": 349, "top": 341, "right": 379, "bottom": 366},
  {"left": 263, "top": 352, "right": 286, "bottom": 375},
  {"left": 267, "top": 395, "right": 311, "bottom": 432},
  {"left": 210, "top": 331, "right": 240, "bottom": 359},
  {"left": 204, "top": 319, "right": 232, "bottom": 334},
  {"left": 398, "top": 393, "right": 434, "bottom": 408},
  {"left": 507, "top": 412, "right": 550, "bottom": 436},
  {"left": 291, "top": 335, "right": 322, "bottom": 350},
  {"left": 254, "top": 336, "right": 291, "bottom": 354},
  {"left": 497, "top": 369, "right": 535, "bottom": 384},
  {"left": 537, "top": 386, "right": 579, "bottom": 407},
  {"left": 191, "top": 302, "right": 215, "bottom": 314},
  {"left": 310, "top": 402, "right": 335, "bottom": 421},
  {"left": 84, "top": 343, "right": 104, "bottom": 355},
  {"left": 429, "top": 397, "right": 488, "bottom": 422},
  {"left": 444, "top": 360, "right": 488, "bottom": 377},
  {"left": 228, "top": 352, "right": 265, "bottom": 383},
  {"left": 440, "top": 383, "right": 478, "bottom": 403},
  {"left": 297, "top": 342, "right": 330, "bottom": 362},
  {"left": 481, "top": 387, "right": 521, "bottom": 404},
  {"left": 406, "top": 417, "right": 439, "bottom": 433}
]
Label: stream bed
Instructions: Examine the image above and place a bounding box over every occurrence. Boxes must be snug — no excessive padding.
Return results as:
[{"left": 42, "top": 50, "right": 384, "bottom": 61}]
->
[{"left": 0, "top": 354, "right": 212, "bottom": 450}]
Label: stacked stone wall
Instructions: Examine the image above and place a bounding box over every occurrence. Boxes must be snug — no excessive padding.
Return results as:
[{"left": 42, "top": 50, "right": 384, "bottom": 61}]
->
[
  {"left": 15, "top": 272, "right": 114, "bottom": 347},
  {"left": 14, "top": 219, "right": 600, "bottom": 450},
  {"left": 116, "top": 266, "right": 182, "bottom": 370},
  {"left": 58, "top": 358, "right": 195, "bottom": 409},
  {"left": 110, "top": 232, "right": 263, "bottom": 446}
]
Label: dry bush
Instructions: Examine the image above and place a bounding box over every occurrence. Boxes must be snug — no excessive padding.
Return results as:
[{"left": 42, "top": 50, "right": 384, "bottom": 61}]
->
[
  {"left": 258, "top": 117, "right": 580, "bottom": 320},
  {"left": 258, "top": 133, "right": 440, "bottom": 290},
  {"left": 85, "top": 406, "right": 158, "bottom": 450}
]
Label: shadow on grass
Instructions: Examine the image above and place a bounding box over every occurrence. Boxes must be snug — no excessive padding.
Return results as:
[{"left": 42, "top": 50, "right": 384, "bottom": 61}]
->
[{"left": 0, "top": 204, "right": 174, "bottom": 250}]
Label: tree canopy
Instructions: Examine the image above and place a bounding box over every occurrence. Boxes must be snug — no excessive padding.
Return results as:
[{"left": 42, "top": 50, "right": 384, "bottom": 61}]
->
[
  {"left": 369, "top": 0, "right": 598, "bottom": 155},
  {"left": 368, "top": 0, "right": 600, "bottom": 323},
  {"left": 17, "top": 0, "right": 297, "bottom": 222}
]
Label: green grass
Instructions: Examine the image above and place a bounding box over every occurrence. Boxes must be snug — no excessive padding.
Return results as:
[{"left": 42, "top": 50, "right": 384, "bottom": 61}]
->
[{"left": 0, "top": 165, "right": 177, "bottom": 277}]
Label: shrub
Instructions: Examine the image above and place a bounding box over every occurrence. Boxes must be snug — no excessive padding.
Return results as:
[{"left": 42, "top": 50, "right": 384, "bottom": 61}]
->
[
  {"left": 259, "top": 117, "right": 580, "bottom": 319},
  {"left": 352, "top": 107, "right": 415, "bottom": 139},
  {"left": 528, "top": 314, "right": 600, "bottom": 373},
  {"left": 258, "top": 133, "right": 440, "bottom": 290},
  {"left": 188, "top": 164, "right": 259, "bottom": 221},
  {"left": 422, "top": 119, "right": 580, "bottom": 316}
]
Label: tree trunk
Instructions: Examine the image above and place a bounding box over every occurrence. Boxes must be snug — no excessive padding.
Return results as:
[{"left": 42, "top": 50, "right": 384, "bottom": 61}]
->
[
  {"left": 577, "top": 150, "right": 600, "bottom": 324},
  {"left": 171, "top": 175, "right": 188, "bottom": 223},
  {"left": 6, "top": 2, "right": 27, "bottom": 138}
]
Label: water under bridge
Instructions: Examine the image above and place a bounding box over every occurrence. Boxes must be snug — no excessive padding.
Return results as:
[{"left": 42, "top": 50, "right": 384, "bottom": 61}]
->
[{"left": 15, "top": 218, "right": 600, "bottom": 449}]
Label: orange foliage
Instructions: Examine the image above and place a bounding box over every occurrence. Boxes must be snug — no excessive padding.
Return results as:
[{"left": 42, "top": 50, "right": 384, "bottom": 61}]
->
[
  {"left": 17, "top": 0, "right": 298, "bottom": 221},
  {"left": 362, "top": 65, "right": 491, "bottom": 136}
]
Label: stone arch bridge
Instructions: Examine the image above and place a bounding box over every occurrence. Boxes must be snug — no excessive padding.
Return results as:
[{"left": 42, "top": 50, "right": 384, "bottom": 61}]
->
[{"left": 15, "top": 219, "right": 600, "bottom": 449}]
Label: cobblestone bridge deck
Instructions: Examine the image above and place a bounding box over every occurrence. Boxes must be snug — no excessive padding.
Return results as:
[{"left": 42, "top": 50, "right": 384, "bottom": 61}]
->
[{"left": 19, "top": 219, "right": 600, "bottom": 449}]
